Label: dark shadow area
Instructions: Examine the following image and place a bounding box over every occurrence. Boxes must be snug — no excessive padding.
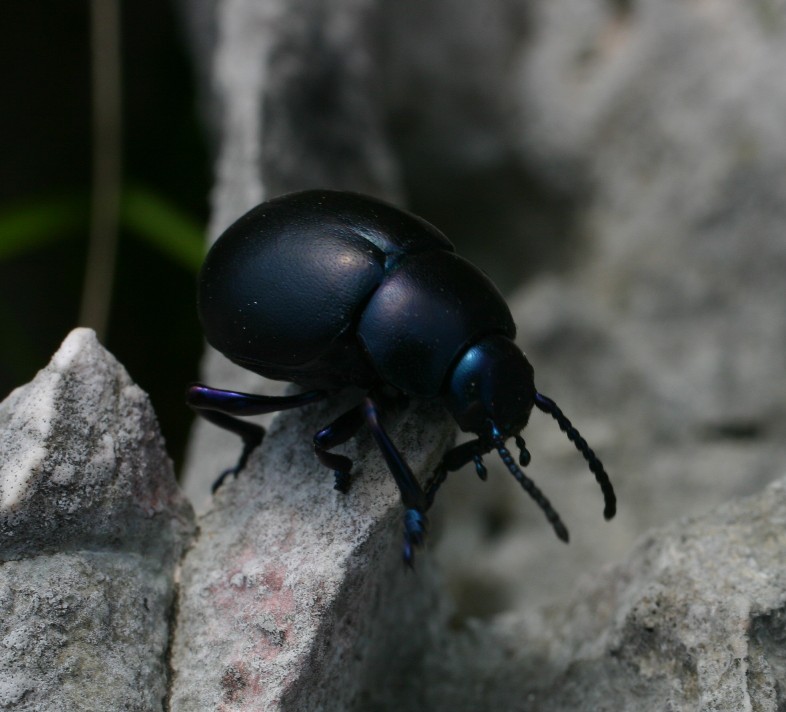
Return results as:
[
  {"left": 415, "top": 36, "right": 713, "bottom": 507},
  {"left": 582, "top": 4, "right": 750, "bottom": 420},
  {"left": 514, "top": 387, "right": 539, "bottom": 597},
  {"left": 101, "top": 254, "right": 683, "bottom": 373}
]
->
[{"left": 0, "top": 1, "right": 208, "bottom": 470}]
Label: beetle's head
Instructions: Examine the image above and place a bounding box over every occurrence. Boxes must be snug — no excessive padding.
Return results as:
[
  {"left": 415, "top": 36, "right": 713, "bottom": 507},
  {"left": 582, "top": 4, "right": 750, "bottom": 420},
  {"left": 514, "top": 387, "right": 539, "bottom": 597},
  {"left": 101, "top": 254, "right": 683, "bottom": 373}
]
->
[
  {"left": 444, "top": 334, "right": 536, "bottom": 440},
  {"left": 443, "top": 334, "right": 617, "bottom": 538}
]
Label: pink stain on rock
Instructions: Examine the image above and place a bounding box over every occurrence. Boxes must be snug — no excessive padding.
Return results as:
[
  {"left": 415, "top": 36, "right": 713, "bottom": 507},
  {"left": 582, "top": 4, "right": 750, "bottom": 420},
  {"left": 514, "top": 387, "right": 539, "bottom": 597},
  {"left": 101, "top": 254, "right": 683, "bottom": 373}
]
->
[{"left": 208, "top": 550, "right": 298, "bottom": 668}]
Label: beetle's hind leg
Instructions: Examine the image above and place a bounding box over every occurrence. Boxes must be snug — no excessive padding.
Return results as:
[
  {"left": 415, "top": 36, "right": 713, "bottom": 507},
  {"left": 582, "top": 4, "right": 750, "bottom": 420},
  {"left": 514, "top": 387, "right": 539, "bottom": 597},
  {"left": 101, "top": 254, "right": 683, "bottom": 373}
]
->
[
  {"left": 313, "top": 404, "right": 365, "bottom": 493},
  {"left": 362, "top": 395, "right": 429, "bottom": 566},
  {"left": 195, "top": 409, "right": 266, "bottom": 492},
  {"left": 187, "top": 383, "right": 329, "bottom": 491}
]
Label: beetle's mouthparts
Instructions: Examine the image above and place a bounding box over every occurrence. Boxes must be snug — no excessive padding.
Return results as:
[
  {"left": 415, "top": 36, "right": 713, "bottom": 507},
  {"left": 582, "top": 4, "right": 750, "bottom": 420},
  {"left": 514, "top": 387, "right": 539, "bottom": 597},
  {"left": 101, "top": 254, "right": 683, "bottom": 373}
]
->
[{"left": 514, "top": 433, "right": 531, "bottom": 466}]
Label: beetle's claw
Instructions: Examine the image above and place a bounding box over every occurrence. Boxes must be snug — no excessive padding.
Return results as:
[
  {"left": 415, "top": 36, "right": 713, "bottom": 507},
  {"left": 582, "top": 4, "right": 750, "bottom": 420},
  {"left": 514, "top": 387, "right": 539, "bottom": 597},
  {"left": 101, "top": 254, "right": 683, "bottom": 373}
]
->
[
  {"left": 211, "top": 433, "right": 264, "bottom": 494},
  {"left": 211, "top": 466, "right": 239, "bottom": 494},
  {"left": 333, "top": 470, "right": 352, "bottom": 493}
]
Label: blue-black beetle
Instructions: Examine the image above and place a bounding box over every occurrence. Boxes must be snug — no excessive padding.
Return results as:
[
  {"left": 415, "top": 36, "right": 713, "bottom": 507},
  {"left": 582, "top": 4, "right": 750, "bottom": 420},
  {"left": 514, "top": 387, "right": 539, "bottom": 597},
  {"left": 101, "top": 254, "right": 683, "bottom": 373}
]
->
[{"left": 187, "top": 190, "right": 615, "bottom": 564}]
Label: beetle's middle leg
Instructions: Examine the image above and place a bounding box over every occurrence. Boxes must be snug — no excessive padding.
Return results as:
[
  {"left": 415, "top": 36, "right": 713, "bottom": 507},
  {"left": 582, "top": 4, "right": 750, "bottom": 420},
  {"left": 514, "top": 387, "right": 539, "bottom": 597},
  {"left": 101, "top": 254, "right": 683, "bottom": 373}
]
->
[
  {"left": 313, "top": 404, "right": 365, "bottom": 493},
  {"left": 362, "top": 395, "right": 428, "bottom": 565},
  {"left": 186, "top": 383, "right": 329, "bottom": 491}
]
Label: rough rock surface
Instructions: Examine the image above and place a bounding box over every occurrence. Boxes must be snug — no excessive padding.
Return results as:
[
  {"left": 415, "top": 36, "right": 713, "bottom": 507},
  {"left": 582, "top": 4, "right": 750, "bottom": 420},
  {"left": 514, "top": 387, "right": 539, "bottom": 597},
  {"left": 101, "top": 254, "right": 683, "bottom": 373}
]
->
[
  {"left": 0, "top": 328, "right": 195, "bottom": 711},
  {"left": 419, "top": 475, "right": 786, "bottom": 711},
  {"left": 171, "top": 397, "right": 452, "bottom": 710}
]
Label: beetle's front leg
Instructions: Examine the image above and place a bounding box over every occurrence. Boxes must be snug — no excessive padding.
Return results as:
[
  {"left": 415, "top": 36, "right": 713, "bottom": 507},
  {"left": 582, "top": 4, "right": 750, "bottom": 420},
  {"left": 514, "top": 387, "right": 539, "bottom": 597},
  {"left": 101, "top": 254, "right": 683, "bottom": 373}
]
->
[
  {"left": 426, "top": 438, "right": 488, "bottom": 508},
  {"left": 362, "top": 395, "right": 428, "bottom": 566},
  {"left": 313, "top": 404, "right": 365, "bottom": 493},
  {"left": 187, "top": 384, "right": 329, "bottom": 491}
]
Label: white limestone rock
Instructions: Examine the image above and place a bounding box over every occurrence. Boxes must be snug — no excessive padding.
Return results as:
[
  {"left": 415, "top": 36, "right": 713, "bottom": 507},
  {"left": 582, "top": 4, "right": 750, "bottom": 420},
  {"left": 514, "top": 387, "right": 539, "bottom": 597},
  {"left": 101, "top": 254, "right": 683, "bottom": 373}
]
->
[{"left": 0, "top": 328, "right": 195, "bottom": 711}]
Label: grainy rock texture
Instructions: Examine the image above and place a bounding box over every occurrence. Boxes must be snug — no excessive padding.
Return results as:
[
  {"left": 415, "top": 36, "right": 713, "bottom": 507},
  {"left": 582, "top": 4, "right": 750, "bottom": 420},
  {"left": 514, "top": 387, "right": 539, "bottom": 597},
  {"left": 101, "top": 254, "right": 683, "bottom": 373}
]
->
[
  {"left": 419, "top": 475, "right": 786, "bottom": 711},
  {"left": 172, "top": 397, "right": 452, "bottom": 710},
  {"left": 0, "top": 328, "right": 195, "bottom": 711}
]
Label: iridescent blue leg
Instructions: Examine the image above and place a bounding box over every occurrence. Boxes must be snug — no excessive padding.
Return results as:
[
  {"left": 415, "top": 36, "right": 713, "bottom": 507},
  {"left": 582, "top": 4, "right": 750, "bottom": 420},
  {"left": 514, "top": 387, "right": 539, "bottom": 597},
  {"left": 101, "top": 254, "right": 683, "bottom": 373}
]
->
[
  {"left": 313, "top": 404, "right": 364, "bottom": 493},
  {"left": 362, "top": 395, "right": 428, "bottom": 566},
  {"left": 186, "top": 383, "right": 329, "bottom": 491}
]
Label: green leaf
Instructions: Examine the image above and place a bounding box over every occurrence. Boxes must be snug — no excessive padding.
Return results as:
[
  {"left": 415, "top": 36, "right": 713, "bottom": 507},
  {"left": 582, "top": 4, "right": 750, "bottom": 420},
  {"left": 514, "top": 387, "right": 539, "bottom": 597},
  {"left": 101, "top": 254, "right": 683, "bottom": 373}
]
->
[
  {"left": 0, "top": 188, "right": 206, "bottom": 272},
  {"left": 0, "top": 195, "right": 86, "bottom": 260},
  {"left": 120, "top": 186, "right": 205, "bottom": 273}
]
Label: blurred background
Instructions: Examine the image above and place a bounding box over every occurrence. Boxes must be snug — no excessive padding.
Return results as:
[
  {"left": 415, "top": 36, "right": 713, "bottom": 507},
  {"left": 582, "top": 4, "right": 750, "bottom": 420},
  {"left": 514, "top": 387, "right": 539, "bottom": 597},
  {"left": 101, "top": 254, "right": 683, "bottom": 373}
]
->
[{"left": 0, "top": 1, "right": 209, "bottom": 468}]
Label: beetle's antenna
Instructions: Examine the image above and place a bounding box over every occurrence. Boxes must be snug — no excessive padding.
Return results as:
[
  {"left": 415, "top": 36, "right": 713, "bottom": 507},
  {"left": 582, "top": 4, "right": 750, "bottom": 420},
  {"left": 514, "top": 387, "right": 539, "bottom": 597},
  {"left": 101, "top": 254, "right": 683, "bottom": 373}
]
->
[
  {"left": 491, "top": 425, "right": 569, "bottom": 543},
  {"left": 534, "top": 392, "right": 616, "bottom": 520}
]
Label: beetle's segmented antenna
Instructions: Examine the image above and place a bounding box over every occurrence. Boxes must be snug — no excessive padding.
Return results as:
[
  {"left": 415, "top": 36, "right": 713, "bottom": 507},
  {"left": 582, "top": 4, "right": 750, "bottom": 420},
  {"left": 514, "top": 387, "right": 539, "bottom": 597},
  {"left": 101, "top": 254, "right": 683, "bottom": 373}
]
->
[
  {"left": 491, "top": 425, "right": 569, "bottom": 543},
  {"left": 534, "top": 392, "right": 616, "bottom": 520}
]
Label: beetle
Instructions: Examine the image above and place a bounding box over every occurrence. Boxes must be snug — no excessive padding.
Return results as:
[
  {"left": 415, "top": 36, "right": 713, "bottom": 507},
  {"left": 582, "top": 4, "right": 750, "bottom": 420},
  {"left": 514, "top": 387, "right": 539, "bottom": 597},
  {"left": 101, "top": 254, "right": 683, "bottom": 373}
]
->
[{"left": 187, "top": 189, "right": 616, "bottom": 564}]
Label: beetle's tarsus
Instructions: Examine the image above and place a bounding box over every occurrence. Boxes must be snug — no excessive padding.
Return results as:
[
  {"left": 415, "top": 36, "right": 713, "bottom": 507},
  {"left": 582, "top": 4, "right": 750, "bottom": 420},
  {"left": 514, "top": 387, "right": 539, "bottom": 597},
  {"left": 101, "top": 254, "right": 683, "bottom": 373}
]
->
[
  {"left": 210, "top": 428, "right": 264, "bottom": 493},
  {"left": 402, "top": 507, "right": 428, "bottom": 566},
  {"left": 333, "top": 470, "right": 352, "bottom": 493},
  {"left": 211, "top": 467, "right": 237, "bottom": 493}
]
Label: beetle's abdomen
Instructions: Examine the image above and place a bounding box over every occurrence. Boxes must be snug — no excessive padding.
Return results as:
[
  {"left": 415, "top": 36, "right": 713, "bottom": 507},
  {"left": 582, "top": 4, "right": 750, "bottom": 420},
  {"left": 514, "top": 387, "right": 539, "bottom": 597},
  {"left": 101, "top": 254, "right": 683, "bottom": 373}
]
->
[
  {"left": 199, "top": 223, "right": 385, "bottom": 385},
  {"left": 358, "top": 252, "right": 516, "bottom": 397}
]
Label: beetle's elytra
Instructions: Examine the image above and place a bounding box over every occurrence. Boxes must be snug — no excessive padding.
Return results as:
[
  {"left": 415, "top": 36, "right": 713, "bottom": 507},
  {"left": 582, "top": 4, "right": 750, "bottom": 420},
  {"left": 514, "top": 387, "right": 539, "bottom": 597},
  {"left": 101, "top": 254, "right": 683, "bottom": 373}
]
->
[{"left": 187, "top": 189, "right": 616, "bottom": 564}]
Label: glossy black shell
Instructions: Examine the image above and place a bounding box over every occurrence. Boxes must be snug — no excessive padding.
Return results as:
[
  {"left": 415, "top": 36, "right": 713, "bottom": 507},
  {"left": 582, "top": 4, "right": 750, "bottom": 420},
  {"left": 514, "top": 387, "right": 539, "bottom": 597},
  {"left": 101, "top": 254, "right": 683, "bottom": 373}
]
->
[{"left": 198, "top": 190, "right": 516, "bottom": 397}]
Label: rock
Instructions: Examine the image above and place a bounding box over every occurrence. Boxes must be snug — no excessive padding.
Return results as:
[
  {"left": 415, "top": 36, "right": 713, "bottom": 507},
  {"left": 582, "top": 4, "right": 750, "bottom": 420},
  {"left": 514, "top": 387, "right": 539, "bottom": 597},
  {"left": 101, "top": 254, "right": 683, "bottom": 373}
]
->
[
  {"left": 0, "top": 328, "right": 195, "bottom": 711},
  {"left": 171, "top": 396, "right": 453, "bottom": 710},
  {"left": 516, "top": 0, "right": 786, "bottom": 428},
  {"left": 420, "top": 475, "right": 786, "bottom": 711}
]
